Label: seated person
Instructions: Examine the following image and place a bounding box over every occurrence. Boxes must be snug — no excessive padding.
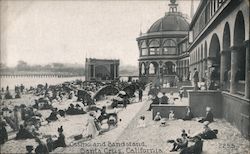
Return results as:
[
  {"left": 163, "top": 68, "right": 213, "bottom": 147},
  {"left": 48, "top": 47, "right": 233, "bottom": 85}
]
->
[
  {"left": 98, "top": 106, "right": 109, "bottom": 123},
  {"left": 35, "top": 137, "right": 49, "bottom": 154},
  {"left": 154, "top": 112, "right": 161, "bottom": 121},
  {"left": 198, "top": 107, "right": 214, "bottom": 123},
  {"left": 168, "top": 133, "right": 188, "bottom": 152},
  {"left": 46, "top": 108, "right": 58, "bottom": 122},
  {"left": 46, "top": 136, "right": 54, "bottom": 152},
  {"left": 191, "top": 121, "right": 218, "bottom": 140},
  {"left": 182, "top": 107, "right": 194, "bottom": 121},
  {"left": 53, "top": 126, "right": 66, "bottom": 149},
  {"left": 161, "top": 93, "right": 169, "bottom": 104},
  {"left": 15, "top": 125, "right": 35, "bottom": 139},
  {"left": 137, "top": 115, "right": 146, "bottom": 128},
  {"left": 169, "top": 110, "right": 175, "bottom": 120},
  {"left": 107, "top": 114, "right": 118, "bottom": 128},
  {"left": 199, "top": 121, "right": 218, "bottom": 139},
  {"left": 180, "top": 136, "right": 203, "bottom": 154},
  {"left": 66, "top": 104, "right": 75, "bottom": 114}
]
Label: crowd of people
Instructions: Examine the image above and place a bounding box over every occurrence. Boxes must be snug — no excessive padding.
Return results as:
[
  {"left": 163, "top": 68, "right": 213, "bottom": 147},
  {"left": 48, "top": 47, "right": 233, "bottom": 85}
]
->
[
  {"left": 0, "top": 79, "right": 146, "bottom": 153},
  {"left": 144, "top": 84, "right": 218, "bottom": 153}
]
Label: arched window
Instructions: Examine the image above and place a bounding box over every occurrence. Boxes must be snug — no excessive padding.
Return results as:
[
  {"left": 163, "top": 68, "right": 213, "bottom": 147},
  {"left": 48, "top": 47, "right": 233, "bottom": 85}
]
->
[
  {"left": 140, "top": 41, "right": 148, "bottom": 56},
  {"left": 163, "top": 39, "right": 176, "bottom": 55},
  {"left": 149, "top": 40, "right": 160, "bottom": 55},
  {"left": 149, "top": 62, "right": 158, "bottom": 74}
]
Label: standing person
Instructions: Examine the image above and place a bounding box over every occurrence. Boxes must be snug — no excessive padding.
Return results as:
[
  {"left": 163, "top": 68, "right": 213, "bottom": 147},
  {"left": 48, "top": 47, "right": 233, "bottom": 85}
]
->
[
  {"left": 85, "top": 112, "right": 99, "bottom": 139},
  {"left": 179, "top": 88, "right": 184, "bottom": 102},
  {"left": 0, "top": 122, "right": 8, "bottom": 145},
  {"left": 138, "top": 88, "right": 143, "bottom": 102},
  {"left": 193, "top": 68, "right": 199, "bottom": 90},
  {"left": 187, "top": 71, "right": 191, "bottom": 81},
  {"left": 34, "top": 138, "right": 49, "bottom": 154},
  {"left": 223, "top": 68, "right": 229, "bottom": 90}
]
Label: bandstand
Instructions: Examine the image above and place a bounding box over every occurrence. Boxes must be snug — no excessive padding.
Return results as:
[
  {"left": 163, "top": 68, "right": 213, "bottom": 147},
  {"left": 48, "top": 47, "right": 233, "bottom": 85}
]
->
[{"left": 137, "top": 0, "right": 190, "bottom": 87}]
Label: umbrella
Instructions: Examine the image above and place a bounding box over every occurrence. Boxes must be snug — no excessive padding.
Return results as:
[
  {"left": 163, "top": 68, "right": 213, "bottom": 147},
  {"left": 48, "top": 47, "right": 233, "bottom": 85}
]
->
[
  {"left": 119, "top": 91, "right": 126, "bottom": 95},
  {"left": 157, "top": 92, "right": 163, "bottom": 98}
]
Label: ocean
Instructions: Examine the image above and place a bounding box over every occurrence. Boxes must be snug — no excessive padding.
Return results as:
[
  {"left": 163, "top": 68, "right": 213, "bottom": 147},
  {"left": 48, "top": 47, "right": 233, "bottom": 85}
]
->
[{"left": 0, "top": 76, "right": 85, "bottom": 90}]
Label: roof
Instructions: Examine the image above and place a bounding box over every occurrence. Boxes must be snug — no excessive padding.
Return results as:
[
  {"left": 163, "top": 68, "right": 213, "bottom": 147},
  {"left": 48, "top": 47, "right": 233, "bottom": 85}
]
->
[{"left": 147, "top": 12, "right": 189, "bottom": 33}]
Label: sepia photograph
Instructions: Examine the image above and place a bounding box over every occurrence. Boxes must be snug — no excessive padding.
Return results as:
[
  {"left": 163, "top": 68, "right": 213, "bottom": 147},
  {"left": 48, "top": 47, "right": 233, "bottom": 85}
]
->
[{"left": 0, "top": 0, "right": 249, "bottom": 153}]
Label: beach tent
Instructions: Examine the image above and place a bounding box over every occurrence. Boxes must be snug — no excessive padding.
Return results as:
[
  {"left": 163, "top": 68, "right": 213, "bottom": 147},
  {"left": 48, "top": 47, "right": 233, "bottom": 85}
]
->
[
  {"left": 93, "top": 85, "right": 119, "bottom": 101},
  {"left": 121, "top": 83, "right": 140, "bottom": 98},
  {"left": 77, "top": 89, "right": 93, "bottom": 102}
]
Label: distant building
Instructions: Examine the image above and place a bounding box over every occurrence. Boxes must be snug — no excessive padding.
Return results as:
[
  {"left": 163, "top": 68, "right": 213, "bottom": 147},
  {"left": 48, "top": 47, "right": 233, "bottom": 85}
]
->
[
  {"left": 85, "top": 58, "right": 119, "bottom": 81},
  {"left": 137, "top": 0, "right": 190, "bottom": 86}
]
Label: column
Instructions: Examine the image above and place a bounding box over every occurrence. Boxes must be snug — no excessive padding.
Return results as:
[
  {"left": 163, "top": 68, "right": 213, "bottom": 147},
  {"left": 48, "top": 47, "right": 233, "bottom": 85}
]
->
[
  {"left": 220, "top": 50, "right": 226, "bottom": 89},
  {"left": 93, "top": 65, "right": 95, "bottom": 78},
  {"left": 244, "top": 40, "right": 249, "bottom": 99},
  {"left": 200, "top": 60, "right": 204, "bottom": 79},
  {"left": 230, "top": 46, "right": 239, "bottom": 94},
  {"left": 139, "top": 63, "right": 142, "bottom": 76},
  {"left": 207, "top": 58, "right": 213, "bottom": 83}
]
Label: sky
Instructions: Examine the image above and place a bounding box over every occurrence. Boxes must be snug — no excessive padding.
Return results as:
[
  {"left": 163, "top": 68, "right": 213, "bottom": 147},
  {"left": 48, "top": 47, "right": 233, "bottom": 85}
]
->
[{"left": 0, "top": 0, "right": 199, "bottom": 67}]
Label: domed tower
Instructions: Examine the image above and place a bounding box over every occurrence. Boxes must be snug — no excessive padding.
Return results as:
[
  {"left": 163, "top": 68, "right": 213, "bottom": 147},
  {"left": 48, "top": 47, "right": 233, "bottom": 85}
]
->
[{"left": 137, "top": 0, "right": 190, "bottom": 86}]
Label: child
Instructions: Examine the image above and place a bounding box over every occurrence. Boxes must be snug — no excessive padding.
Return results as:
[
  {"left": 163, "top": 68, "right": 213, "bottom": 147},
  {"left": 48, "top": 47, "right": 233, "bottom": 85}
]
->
[
  {"left": 154, "top": 112, "right": 161, "bottom": 121},
  {"left": 169, "top": 110, "right": 175, "bottom": 120},
  {"left": 137, "top": 115, "right": 146, "bottom": 128}
]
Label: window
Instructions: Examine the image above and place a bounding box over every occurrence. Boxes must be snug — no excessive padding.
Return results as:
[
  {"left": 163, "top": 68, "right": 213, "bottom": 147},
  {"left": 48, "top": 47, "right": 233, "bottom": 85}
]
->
[
  {"left": 163, "top": 39, "right": 176, "bottom": 55},
  {"left": 140, "top": 41, "right": 148, "bottom": 56},
  {"left": 149, "top": 40, "right": 160, "bottom": 55}
]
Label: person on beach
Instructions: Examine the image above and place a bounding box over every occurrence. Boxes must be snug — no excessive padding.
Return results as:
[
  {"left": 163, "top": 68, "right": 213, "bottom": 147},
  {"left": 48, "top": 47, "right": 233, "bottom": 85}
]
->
[
  {"left": 169, "top": 110, "right": 175, "bottom": 120},
  {"left": 168, "top": 133, "right": 188, "bottom": 152},
  {"left": 54, "top": 126, "right": 66, "bottom": 148},
  {"left": 154, "top": 112, "right": 162, "bottom": 121},
  {"left": 179, "top": 88, "right": 184, "bottom": 101},
  {"left": 182, "top": 107, "right": 194, "bottom": 121},
  {"left": 193, "top": 68, "right": 199, "bottom": 90},
  {"left": 137, "top": 115, "right": 146, "bottom": 128},
  {"left": 15, "top": 124, "right": 34, "bottom": 139},
  {"left": 138, "top": 88, "right": 143, "bottom": 102},
  {"left": 161, "top": 92, "right": 169, "bottom": 104},
  {"left": 85, "top": 112, "right": 99, "bottom": 138},
  {"left": 34, "top": 138, "right": 49, "bottom": 154},
  {"left": 0, "top": 122, "right": 8, "bottom": 145},
  {"left": 198, "top": 107, "right": 214, "bottom": 123},
  {"left": 191, "top": 121, "right": 218, "bottom": 140}
]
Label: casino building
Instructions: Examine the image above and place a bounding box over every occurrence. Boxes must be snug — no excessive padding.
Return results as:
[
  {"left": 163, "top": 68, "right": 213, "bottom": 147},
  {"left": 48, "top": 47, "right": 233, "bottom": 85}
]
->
[
  {"left": 136, "top": 0, "right": 190, "bottom": 86},
  {"left": 187, "top": 0, "right": 249, "bottom": 138},
  {"left": 139, "top": 0, "right": 249, "bottom": 139}
]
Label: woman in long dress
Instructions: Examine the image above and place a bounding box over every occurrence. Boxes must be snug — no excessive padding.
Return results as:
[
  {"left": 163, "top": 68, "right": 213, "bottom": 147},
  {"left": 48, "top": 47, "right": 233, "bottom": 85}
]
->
[{"left": 85, "top": 112, "right": 99, "bottom": 138}]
